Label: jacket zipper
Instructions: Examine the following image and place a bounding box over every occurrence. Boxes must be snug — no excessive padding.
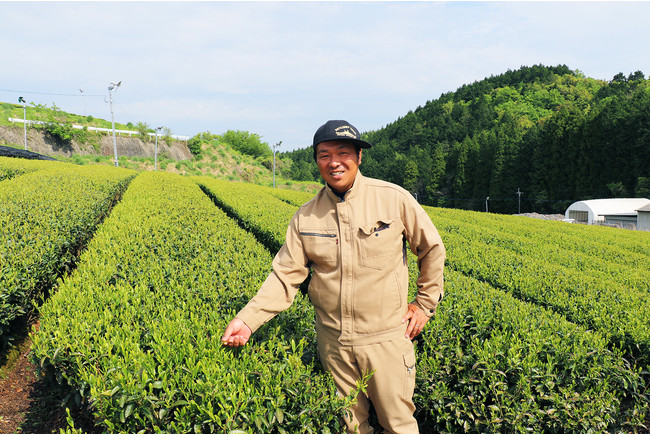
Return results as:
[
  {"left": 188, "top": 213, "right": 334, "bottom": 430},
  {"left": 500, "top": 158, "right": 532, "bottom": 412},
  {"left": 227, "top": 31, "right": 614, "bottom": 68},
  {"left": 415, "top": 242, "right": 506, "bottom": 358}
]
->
[{"left": 300, "top": 232, "right": 337, "bottom": 238}]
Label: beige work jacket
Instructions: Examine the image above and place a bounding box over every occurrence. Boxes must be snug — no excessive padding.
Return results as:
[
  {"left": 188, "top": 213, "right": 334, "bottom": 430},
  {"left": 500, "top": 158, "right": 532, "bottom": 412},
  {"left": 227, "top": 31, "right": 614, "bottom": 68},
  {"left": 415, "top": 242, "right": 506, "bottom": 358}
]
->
[{"left": 236, "top": 172, "right": 446, "bottom": 345}]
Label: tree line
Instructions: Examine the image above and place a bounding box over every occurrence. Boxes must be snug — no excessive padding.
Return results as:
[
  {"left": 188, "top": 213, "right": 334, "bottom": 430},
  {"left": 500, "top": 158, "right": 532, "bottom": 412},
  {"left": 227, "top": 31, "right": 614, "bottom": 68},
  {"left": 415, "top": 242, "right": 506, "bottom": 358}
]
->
[{"left": 280, "top": 65, "right": 650, "bottom": 214}]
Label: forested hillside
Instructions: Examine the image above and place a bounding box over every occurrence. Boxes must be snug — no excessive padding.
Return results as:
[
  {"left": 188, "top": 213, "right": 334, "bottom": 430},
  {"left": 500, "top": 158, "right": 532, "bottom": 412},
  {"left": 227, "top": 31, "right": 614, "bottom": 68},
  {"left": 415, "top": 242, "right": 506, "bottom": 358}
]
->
[{"left": 281, "top": 65, "right": 650, "bottom": 214}]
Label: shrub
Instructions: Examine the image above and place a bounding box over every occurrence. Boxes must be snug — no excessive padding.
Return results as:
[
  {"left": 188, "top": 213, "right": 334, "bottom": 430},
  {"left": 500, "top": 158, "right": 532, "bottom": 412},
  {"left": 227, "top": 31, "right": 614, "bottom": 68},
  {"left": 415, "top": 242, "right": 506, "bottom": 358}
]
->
[
  {"left": 0, "top": 160, "right": 135, "bottom": 348},
  {"left": 218, "top": 130, "right": 271, "bottom": 158},
  {"left": 135, "top": 122, "right": 151, "bottom": 142}
]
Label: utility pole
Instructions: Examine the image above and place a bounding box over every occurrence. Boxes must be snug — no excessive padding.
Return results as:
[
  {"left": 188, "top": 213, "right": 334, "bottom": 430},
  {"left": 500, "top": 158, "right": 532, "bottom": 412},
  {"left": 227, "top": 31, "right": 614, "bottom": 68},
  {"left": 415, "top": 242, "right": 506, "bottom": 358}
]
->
[
  {"left": 19, "top": 97, "right": 26, "bottom": 150},
  {"left": 154, "top": 126, "right": 163, "bottom": 171},
  {"left": 516, "top": 188, "right": 523, "bottom": 214},
  {"left": 272, "top": 141, "right": 281, "bottom": 188},
  {"left": 108, "top": 81, "right": 121, "bottom": 167}
]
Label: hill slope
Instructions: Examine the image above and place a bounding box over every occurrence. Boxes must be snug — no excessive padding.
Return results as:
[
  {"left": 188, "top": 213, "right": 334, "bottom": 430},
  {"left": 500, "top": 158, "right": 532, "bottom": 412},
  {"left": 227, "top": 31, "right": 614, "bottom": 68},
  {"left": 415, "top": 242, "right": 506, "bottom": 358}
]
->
[{"left": 0, "top": 101, "right": 321, "bottom": 192}]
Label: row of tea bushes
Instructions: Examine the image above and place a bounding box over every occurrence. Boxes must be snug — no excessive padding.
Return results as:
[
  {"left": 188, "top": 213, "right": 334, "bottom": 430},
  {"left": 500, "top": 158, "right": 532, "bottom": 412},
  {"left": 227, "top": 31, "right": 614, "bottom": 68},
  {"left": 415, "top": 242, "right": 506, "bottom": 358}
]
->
[
  {"left": 423, "top": 207, "right": 650, "bottom": 366},
  {"left": 32, "top": 171, "right": 354, "bottom": 433},
  {"left": 261, "top": 186, "right": 315, "bottom": 208},
  {"left": 200, "top": 180, "right": 647, "bottom": 431},
  {"left": 0, "top": 158, "right": 135, "bottom": 347},
  {"left": 428, "top": 209, "right": 648, "bottom": 290},
  {"left": 428, "top": 206, "right": 649, "bottom": 268},
  {"left": 415, "top": 268, "right": 647, "bottom": 432},
  {"left": 0, "top": 156, "right": 58, "bottom": 181},
  {"left": 193, "top": 177, "right": 298, "bottom": 252}
]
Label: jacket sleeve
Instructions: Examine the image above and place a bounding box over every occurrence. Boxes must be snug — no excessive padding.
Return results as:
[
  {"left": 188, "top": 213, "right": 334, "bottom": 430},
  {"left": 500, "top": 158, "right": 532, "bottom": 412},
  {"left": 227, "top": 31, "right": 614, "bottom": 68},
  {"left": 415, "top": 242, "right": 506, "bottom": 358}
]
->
[
  {"left": 235, "top": 212, "right": 310, "bottom": 333},
  {"left": 401, "top": 194, "right": 446, "bottom": 317}
]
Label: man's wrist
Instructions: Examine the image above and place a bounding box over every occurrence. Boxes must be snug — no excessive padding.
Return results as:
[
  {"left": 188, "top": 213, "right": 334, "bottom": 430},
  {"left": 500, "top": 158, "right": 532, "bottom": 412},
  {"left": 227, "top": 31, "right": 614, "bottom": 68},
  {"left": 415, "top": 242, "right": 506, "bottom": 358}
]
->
[
  {"left": 412, "top": 301, "right": 436, "bottom": 317},
  {"left": 235, "top": 314, "right": 258, "bottom": 334}
]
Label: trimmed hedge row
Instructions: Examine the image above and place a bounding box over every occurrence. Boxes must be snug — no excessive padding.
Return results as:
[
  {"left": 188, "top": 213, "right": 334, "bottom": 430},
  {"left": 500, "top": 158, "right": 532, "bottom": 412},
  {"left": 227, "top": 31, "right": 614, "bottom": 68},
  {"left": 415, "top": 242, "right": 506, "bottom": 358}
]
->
[
  {"left": 428, "top": 206, "right": 649, "bottom": 268},
  {"left": 262, "top": 186, "right": 316, "bottom": 208},
  {"left": 193, "top": 177, "right": 298, "bottom": 253},
  {"left": 427, "top": 209, "right": 648, "bottom": 291},
  {"left": 0, "top": 159, "right": 135, "bottom": 347},
  {"left": 32, "top": 172, "right": 353, "bottom": 433},
  {"left": 423, "top": 207, "right": 650, "bottom": 366},
  {"left": 414, "top": 269, "right": 647, "bottom": 432},
  {"left": 0, "top": 156, "right": 60, "bottom": 181}
]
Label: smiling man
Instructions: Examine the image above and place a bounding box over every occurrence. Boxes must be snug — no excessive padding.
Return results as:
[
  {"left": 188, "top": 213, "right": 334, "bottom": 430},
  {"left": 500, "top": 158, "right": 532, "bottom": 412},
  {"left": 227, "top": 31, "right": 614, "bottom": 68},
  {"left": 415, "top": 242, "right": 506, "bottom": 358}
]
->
[
  {"left": 222, "top": 120, "right": 446, "bottom": 433},
  {"left": 316, "top": 140, "right": 359, "bottom": 194}
]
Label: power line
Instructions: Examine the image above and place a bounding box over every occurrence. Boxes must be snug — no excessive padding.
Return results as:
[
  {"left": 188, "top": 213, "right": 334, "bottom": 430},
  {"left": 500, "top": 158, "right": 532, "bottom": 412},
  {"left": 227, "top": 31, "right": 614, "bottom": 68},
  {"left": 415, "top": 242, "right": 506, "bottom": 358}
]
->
[{"left": 0, "top": 88, "right": 105, "bottom": 97}]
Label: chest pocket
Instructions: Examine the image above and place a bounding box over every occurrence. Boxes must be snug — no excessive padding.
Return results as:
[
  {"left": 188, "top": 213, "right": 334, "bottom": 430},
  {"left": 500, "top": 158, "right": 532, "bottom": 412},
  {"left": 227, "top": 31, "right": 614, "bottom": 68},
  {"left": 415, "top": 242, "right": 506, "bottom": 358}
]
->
[
  {"left": 300, "top": 229, "right": 338, "bottom": 271},
  {"left": 359, "top": 218, "right": 401, "bottom": 270}
]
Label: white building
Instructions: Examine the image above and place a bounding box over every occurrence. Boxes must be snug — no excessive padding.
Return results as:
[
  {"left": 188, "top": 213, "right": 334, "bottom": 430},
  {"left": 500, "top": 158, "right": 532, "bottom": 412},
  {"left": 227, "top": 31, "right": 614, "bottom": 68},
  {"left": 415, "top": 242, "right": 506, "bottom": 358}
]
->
[
  {"left": 564, "top": 198, "right": 650, "bottom": 229},
  {"left": 637, "top": 202, "right": 650, "bottom": 231}
]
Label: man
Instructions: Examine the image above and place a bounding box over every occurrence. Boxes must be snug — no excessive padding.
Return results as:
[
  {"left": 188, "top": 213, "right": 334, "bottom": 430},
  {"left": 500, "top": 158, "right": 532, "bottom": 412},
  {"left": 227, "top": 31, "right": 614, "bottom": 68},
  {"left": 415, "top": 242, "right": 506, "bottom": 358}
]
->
[{"left": 222, "top": 120, "right": 445, "bottom": 433}]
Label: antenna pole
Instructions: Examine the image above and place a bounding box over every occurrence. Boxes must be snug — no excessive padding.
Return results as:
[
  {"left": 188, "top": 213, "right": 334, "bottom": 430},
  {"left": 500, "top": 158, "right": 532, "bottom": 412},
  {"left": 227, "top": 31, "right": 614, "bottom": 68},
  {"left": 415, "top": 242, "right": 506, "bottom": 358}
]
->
[
  {"left": 273, "top": 141, "right": 281, "bottom": 188},
  {"left": 19, "top": 97, "right": 27, "bottom": 149}
]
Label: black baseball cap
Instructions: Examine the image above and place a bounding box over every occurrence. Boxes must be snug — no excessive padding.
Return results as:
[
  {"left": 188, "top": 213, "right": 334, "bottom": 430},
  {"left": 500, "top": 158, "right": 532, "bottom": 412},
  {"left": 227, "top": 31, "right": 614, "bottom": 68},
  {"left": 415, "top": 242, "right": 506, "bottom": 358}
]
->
[{"left": 313, "top": 120, "right": 373, "bottom": 152}]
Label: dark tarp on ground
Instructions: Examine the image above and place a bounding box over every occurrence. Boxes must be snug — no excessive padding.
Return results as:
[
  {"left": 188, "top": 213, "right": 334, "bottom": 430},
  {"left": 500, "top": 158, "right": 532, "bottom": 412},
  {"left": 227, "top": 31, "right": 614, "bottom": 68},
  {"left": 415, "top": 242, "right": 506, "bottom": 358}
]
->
[{"left": 0, "top": 146, "right": 58, "bottom": 161}]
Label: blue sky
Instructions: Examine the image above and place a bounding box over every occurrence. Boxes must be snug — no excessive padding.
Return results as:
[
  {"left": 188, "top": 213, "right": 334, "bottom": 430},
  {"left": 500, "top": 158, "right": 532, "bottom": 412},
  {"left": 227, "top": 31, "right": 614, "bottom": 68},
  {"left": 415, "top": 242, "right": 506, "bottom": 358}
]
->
[{"left": 1, "top": 1, "right": 649, "bottom": 151}]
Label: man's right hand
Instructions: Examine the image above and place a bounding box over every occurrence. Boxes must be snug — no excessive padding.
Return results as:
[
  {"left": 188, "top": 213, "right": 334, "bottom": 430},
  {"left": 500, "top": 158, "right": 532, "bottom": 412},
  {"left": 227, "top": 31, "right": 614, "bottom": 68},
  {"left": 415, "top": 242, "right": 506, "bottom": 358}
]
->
[{"left": 221, "top": 318, "right": 252, "bottom": 347}]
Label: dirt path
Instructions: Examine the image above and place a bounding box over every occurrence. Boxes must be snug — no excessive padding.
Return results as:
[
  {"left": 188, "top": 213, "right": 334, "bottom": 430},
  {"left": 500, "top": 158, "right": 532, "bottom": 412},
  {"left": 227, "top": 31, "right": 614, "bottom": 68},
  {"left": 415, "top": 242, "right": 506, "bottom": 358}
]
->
[
  {"left": 0, "top": 323, "right": 67, "bottom": 434},
  {"left": 0, "top": 342, "right": 41, "bottom": 433}
]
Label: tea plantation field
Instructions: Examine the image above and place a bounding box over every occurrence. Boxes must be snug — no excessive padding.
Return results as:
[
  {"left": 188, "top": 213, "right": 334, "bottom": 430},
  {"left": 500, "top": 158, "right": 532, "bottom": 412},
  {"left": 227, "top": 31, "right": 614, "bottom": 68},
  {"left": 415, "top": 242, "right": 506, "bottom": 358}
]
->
[{"left": 2, "top": 156, "right": 649, "bottom": 433}]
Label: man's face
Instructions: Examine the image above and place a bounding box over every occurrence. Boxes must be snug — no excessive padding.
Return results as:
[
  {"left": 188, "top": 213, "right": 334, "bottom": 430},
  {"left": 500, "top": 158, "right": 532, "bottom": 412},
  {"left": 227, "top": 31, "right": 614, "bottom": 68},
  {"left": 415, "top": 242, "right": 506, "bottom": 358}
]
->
[{"left": 316, "top": 141, "right": 362, "bottom": 193}]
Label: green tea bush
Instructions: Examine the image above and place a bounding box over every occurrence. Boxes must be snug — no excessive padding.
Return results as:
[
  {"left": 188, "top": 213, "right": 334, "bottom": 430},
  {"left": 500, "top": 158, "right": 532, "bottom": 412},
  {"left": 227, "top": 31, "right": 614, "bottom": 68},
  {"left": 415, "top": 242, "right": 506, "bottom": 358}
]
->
[
  {"left": 263, "top": 186, "right": 314, "bottom": 208},
  {"left": 415, "top": 270, "right": 647, "bottom": 432},
  {"left": 0, "top": 159, "right": 135, "bottom": 347},
  {"left": 426, "top": 206, "right": 649, "bottom": 275},
  {"left": 0, "top": 156, "right": 57, "bottom": 181},
  {"left": 33, "top": 172, "right": 353, "bottom": 433},
  {"left": 423, "top": 206, "right": 650, "bottom": 365},
  {"left": 194, "top": 177, "right": 297, "bottom": 253}
]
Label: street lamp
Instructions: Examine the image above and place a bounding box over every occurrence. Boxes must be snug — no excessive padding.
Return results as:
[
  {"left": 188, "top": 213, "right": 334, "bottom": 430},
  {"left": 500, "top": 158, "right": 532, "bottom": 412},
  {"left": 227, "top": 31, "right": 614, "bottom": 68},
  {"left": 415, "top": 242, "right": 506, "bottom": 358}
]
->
[
  {"left": 485, "top": 196, "right": 490, "bottom": 213},
  {"left": 154, "top": 126, "right": 163, "bottom": 171},
  {"left": 272, "top": 141, "right": 282, "bottom": 188},
  {"left": 18, "top": 97, "right": 26, "bottom": 150},
  {"left": 108, "top": 80, "right": 121, "bottom": 167}
]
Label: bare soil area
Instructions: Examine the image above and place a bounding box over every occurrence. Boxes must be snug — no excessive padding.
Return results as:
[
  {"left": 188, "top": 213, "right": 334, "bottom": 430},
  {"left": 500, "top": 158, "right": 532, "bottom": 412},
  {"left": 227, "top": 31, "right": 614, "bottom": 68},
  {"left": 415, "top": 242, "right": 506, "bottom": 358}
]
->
[{"left": 0, "top": 321, "right": 68, "bottom": 434}]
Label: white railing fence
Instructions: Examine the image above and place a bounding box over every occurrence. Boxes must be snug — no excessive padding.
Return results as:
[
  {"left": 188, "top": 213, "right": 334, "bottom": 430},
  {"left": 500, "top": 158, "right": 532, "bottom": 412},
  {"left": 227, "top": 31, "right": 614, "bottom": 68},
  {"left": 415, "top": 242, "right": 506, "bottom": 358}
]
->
[{"left": 8, "top": 117, "right": 189, "bottom": 141}]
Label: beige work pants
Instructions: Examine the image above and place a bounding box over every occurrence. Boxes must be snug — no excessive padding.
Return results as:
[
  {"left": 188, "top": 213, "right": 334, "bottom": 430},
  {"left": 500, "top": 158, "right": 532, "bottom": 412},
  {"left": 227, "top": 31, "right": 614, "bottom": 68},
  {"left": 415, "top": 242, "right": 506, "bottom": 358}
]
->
[{"left": 317, "top": 335, "right": 419, "bottom": 434}]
